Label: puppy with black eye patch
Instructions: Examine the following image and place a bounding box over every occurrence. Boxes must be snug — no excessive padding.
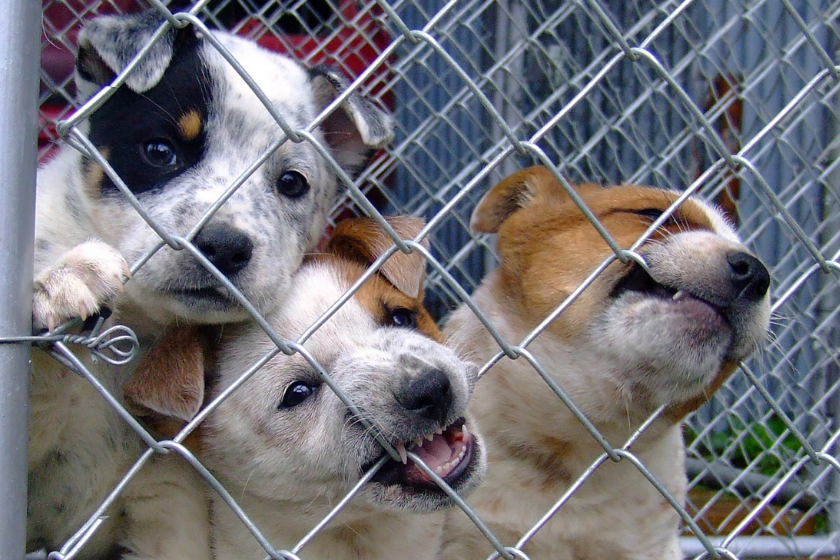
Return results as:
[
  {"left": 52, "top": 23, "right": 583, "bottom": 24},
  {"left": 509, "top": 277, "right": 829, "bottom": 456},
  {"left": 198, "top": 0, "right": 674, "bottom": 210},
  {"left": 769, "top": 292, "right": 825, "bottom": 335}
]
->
[
  {"left": 439, "top": 166, "right": 771, "bottom": 560},
  {"left": 29, "top": 12, "right": 393, "bottom": 560},
  {"left": 184, "top": 216, "right": 485, "bottom": 560}
]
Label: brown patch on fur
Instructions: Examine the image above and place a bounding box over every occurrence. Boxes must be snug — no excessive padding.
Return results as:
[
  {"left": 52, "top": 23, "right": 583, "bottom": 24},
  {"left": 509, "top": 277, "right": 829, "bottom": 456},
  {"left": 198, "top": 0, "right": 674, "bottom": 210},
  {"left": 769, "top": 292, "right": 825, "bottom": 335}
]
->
[
  {"left": 664, "top": 361, "right": 739, "bottom": 422},
  {"left": 498, "top": 435, "right": 574, "bottom": 489},
  {"left": 177, "top": 110, "right": 203, "bottom": 141},
  {"left": 529, "top": 439, "right": 574, "bottom": 489},
  {"left": 144, "top": 417, "right": 203, "bottom": 453},
  {"left": 484, "top": 496, "right": 505, "bottom": 516},
  {"left": 318, "top": 255, "right": 442, "bottom": 343},
  {"left": 476, "top": 167, "right": 716, "bottom": 343},
  {"left": 327, "top": 216, "right": 429, "bottom": 299},
  {"left": 322, "top": 216, "right": 441, "bottom": 342},
  {"left": 82, "top": 148, "right": 109, "bottom": 198},
  {"left": 125, "top": 325, "right": 209, "bottom": 423}
]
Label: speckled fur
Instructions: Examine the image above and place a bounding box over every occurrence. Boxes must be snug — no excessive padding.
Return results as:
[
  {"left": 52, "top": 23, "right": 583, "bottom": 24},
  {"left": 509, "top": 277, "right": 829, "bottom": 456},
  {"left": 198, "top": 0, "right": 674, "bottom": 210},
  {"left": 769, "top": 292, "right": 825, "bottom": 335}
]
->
[{"left": 28, "top": 13, "right": 393, "bottom": 560}]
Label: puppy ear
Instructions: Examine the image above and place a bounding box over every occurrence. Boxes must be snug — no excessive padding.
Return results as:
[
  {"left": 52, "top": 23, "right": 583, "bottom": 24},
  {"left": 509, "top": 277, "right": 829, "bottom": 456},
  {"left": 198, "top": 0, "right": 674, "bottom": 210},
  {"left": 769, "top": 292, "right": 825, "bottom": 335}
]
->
[
  {"left": 470, "top": 166, "right": 565, "bottom": 233},
  {"left": 327, "top": 216, "right": 429, "bottom": 299},
  {"left": 308, "top": 66, "right": 395, "bottom": 177},
  {"left": 75, "top": 12, "right": 197, "bottom": 98},
  {"left": 124, "top": 325, "right": 207, "bottom": 423}
]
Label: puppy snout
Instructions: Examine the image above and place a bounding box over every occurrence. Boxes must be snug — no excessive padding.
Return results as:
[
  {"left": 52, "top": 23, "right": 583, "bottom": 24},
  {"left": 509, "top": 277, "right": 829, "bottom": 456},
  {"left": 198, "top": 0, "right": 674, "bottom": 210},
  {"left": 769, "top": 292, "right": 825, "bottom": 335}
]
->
[
  {"left": 195, "top": 224, "right": 254, "bottom": 276},
  {"left": 395, "top": 369, "right": 453, "bottom": 425},
  {"left": 727, "top": 252, "right": 770, "bottom": 302}
]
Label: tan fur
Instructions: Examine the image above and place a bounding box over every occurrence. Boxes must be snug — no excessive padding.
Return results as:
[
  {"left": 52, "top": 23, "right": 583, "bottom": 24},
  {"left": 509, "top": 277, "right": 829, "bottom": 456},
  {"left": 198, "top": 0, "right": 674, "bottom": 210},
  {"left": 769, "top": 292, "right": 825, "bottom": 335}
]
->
[
  {"left": 124, "top": 325, "right": 207, "bottom": 423},
  {"left": 177, "top": 110, "right": 203, "bottom": 141},
  {"left": 326, "top": 215, "right": 430, "bottom": 299},
  {"left": 440, "top": 166, "right": 770, "bottom": 560},
  {"left": 325, "top": 258, "right": 444, "bottom": 344},
  {"left": 82, "top": 148, "right": 109, "bottom": 199}
]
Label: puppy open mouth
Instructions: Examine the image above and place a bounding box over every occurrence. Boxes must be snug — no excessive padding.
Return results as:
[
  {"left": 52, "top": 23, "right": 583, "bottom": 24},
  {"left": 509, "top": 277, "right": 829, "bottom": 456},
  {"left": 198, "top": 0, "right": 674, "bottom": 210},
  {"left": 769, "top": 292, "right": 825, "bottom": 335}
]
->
[
  {"left": 612, "top": 264, "right": 705, "bottom": 305},
  {"left": 610, "top": 264, "right": 730, "bottom": 324},
  {"left": 611, "top": 264, "right": 680, "bottom": 300},
  {"left": 367, "top": 418, "right": 476, "bottom": 490}
]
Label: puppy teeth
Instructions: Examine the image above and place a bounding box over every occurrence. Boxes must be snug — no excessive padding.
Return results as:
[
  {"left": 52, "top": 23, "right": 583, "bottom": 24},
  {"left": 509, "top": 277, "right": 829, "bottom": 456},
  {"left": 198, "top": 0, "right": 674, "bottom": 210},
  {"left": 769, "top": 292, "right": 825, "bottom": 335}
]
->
[
  {"left": 426, "top": 433, "right": 435, "bottom": 442},
  {"left": 435, "top": 427, "right": 444, "bottom": 435},
  {"left": 672, "top": 290, "right": 685, "bottom": 301},
  {"left": 463, "top": 424, "right": 470, "bottom": 439},
  {"left": 415, "top": 438, "right": 424, "bottom": 448},
  {"left": 395, "top": 443, "right": 408, "bottom": 464},
  {"left": 435, "top": 447, "right": 468, "bottom": 476}
]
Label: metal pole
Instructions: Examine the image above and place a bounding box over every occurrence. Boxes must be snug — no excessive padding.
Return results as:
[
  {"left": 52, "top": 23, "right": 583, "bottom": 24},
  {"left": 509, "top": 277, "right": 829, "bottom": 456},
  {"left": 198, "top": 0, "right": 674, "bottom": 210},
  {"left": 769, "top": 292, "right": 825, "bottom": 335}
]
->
[{"left": 0, "top": 0, "right": 41, "bottom": 557}]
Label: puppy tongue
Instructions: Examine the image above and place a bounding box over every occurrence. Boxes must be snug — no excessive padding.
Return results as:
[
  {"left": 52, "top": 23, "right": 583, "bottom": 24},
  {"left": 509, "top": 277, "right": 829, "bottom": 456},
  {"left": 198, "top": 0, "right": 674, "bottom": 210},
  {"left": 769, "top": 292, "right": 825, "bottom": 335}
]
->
[{"left": 413, "top": 435, "right": 454, "bottom": 469}]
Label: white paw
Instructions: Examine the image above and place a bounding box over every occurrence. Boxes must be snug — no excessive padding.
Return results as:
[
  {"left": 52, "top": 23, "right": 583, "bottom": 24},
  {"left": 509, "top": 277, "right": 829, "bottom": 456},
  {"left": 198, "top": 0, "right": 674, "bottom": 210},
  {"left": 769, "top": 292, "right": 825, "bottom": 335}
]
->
[{"left": 33, "top": 240, "right": 131, "bottom": 332}]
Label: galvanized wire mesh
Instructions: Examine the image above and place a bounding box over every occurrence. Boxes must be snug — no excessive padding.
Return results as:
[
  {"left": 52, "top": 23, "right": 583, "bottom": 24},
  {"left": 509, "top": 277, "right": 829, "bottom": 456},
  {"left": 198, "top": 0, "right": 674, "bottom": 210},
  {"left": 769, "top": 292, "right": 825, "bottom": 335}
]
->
[{"left": 25, "top": 0, "right": 840, "bottom": 558}]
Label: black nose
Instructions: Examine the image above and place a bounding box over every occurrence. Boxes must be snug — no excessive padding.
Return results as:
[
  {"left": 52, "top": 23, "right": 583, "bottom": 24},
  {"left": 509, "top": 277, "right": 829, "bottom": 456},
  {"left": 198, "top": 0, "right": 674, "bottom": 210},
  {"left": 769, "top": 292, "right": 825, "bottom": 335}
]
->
[
  {"left": 395, "top": 369, "right": 453, "bottom": 425},
  {"left": 727, "top": 252, "right": 770, "bottom": 302},
  {"left": 194, "top": 224, "right": 254, "bottom": 276}
]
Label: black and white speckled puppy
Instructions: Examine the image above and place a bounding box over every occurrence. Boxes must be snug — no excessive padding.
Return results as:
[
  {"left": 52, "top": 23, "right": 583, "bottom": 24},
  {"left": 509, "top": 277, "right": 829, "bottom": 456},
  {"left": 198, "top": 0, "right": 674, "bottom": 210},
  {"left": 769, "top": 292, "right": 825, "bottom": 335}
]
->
[{"left": 28, "top": 12, "right": 393, "bottom": 560}]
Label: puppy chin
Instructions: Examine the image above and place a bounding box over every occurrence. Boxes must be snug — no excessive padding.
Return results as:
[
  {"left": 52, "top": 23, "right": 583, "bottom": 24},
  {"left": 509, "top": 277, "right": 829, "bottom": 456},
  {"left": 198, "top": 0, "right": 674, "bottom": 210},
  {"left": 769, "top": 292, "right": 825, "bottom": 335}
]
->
[
  {"left": 594, "top": 294, "right": 734, "bottom": 405},
  {"left": 123, "top": 283, "right": 252, "bottom": 325},
  {"left": 726, "top": 304, "right": 772, "bottom": 362}
]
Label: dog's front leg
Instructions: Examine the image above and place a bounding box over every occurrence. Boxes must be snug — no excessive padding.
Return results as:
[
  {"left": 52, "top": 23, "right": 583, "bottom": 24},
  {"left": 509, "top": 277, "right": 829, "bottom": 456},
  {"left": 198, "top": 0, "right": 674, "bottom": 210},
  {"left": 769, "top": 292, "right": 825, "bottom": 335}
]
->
[
  {"left": 29, "top": 237, "right": 130, "bottom": 467},
  {"left": 27, "top": 238, "right": 135, "bottom": 556},
  {"left": 32, "top": 239, "right": 130, "bottom": 333}
]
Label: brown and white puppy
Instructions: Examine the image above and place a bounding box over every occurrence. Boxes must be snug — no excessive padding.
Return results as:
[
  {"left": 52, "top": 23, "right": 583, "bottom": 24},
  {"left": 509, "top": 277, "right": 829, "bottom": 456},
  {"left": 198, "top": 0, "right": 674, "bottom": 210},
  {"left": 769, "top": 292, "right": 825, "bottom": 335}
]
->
[
  {"left": 197, "top": 217, "right": 486, "bottom": 560},
  {"left": 440, "top": 166, "right": 771, "bottom": 560}
]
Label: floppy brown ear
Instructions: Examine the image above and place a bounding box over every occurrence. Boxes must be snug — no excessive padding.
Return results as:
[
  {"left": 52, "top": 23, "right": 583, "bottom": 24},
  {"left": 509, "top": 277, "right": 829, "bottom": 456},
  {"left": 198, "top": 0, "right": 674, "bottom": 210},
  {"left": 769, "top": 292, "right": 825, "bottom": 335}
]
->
[
  {"left": 327, "top": 216, "right": 429, "bottom": 298},
  {"left": 124, "top": 325, "right": 207, "bottom": 423},
  {"left": 470, "top": 165, "right": 567, "bottom": 233}
]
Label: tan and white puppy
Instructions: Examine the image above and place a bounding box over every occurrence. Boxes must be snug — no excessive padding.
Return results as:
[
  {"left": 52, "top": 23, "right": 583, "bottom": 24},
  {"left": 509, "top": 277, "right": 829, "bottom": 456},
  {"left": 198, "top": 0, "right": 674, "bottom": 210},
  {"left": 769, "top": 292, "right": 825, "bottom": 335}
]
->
[
  {"left": 199, "top": 217, "right": 486, "bottom": 560},
  {"left": 440, "top": 166, "right": 771, "bottom": 560}
]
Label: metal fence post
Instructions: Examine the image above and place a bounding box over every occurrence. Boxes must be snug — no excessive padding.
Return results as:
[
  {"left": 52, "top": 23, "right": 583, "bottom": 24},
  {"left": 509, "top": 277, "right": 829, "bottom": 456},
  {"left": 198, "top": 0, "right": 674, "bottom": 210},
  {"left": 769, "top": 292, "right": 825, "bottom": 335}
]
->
[{"left": 0, "top": 0, "right": 42, "bottom": 557}]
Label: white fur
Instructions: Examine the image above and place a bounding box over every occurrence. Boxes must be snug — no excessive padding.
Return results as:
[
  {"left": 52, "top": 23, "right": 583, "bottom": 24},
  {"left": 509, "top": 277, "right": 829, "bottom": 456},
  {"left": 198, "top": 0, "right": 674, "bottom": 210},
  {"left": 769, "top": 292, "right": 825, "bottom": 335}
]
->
[
  {"left": 28, "top": 15, "right": 392, "bottom": 560},
  {"left": 202, "top": 258, "right": 484, "bottom": 560}
]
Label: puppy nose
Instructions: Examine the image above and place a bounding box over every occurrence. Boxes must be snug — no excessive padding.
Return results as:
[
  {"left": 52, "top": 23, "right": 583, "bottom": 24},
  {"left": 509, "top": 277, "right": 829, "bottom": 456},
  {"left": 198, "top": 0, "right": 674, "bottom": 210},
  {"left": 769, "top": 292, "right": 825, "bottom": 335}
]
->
[
  {"left": 396, "top": 369, "right": 453, "bottom": 424},
  {"left": 727, "top": 252, "right": 770, "bottom": 301},
  {"left": 194, "top": 224, "right": 254, "bottom": 276}
]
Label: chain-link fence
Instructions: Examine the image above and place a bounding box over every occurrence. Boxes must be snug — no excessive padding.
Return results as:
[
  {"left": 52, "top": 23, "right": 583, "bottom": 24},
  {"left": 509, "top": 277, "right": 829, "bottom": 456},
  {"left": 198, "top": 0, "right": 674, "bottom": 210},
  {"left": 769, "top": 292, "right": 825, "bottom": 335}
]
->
[{"left": 1, "top": 0, "right": 839, "bottom": 558}]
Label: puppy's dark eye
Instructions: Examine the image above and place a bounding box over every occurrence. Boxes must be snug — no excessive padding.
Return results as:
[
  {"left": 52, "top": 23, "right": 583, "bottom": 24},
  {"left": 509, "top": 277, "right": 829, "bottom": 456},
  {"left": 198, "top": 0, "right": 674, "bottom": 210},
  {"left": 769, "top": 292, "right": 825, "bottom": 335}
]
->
[
  {"left": 141, "top": 139, "right": 178, "bottom": 168},
  {"left": 389, "top": 308, "right": 418, "bottom": 329},
  {"left": 276, "top": 170, "right": 310, "bottom": 199},
  {"left": 279, "top": 381, "right": 319, "bottom": 408},
  {"left": 636, "top": 208, "right": 664, "bottom": 221},
  {"left": 635, "top": 208, "right": 678, "bottom": 227}
]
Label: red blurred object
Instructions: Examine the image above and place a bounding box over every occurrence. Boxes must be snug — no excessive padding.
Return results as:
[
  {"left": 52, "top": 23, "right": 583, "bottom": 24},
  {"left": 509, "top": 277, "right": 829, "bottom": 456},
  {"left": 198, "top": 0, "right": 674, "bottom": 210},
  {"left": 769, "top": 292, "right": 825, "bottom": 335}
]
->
[{"left": 236, "top": 2, "right": 393, "bottom": 99}]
